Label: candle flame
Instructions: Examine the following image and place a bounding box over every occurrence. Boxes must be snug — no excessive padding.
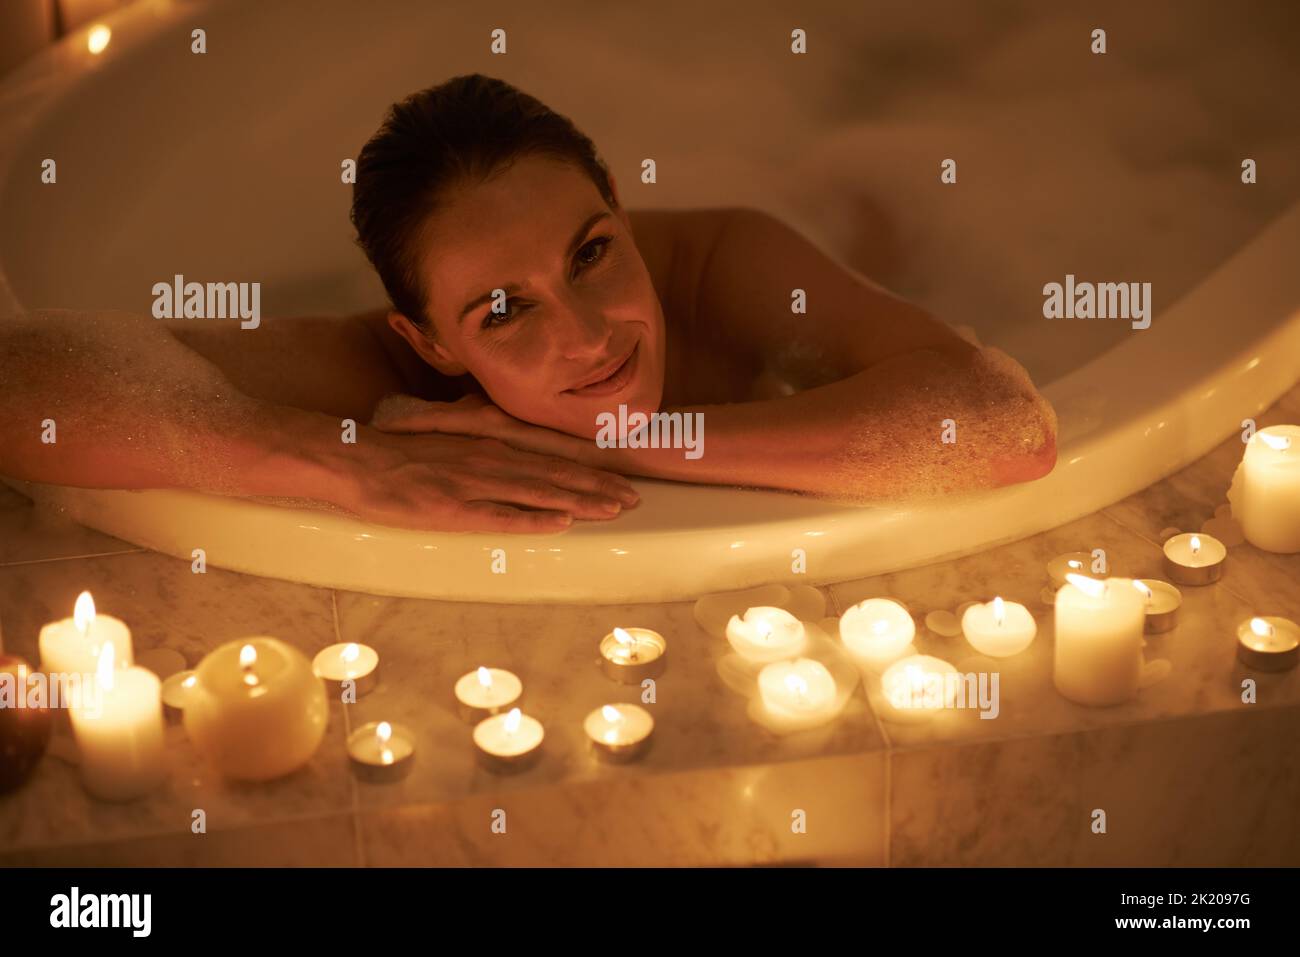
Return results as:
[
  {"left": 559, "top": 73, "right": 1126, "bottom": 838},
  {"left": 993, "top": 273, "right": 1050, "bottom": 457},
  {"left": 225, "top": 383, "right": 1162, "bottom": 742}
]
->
[
  {"left": 1067, "top": 560, "right": 1082, "bottom": 569},
  {"left": 1259, "top": 432, "right": 1291, "bottom": 451},
  {"left": 1190, "top": 535, "right": 1201, "bottom": 554},
  {"left": 1132, "top": 581, "right": 1153, "bottom": 600},
  {"left": 477, "top": 666, "right": 493, "bottom": 689},
  {"left": 376, "top": 721, "right": 392, "bottom": 744},
  {"left": 182, "top": 674, "right": 196, "bottom": 689},
  {"left": 380, "top": 748, "right": 394, "bottom": 766},
  {"left": 756, "top": 619, "right": 774, "bottom": 641},
  {"left": 1065, "top": 573, "right": 1107, "bottom": 598},
  {"left": 87, "top": 24, "right": 111, "bottom": 55},
  {"left": 784, "top": 673, "right": 809, "bottom": 697},
  {"left": 96, "top": 641, "right": 115, "bottom": 692},
  {"left": 341, "top": 643, "right": 359, "bottom": 663},
  {"left": 601, "top": 705, "right": 622, "bottom": 723},
  {"left": 240, "top": 644, "right": 259, "bottom": 686},
  {"left": 1250, "top": 617, "right": 1274, "bottom": 638},
  {"left": 504, "top": 707, "right": 522, "bottom": 734},
  {"left": 74, "top": 591, "right": 96, "bottom": 632},
  {"left": 613, "top": 627, "right": 634, "bottom": 646},
  {"left": 991, "top": 596, "right": 1005, "bottom": 626}
]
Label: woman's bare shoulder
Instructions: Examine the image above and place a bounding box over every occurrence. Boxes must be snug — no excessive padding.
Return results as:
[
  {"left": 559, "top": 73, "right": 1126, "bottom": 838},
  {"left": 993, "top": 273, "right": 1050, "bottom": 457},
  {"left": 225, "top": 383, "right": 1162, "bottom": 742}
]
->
[{"left": 626, "top": 207, "right": 737, "bottom": 321}]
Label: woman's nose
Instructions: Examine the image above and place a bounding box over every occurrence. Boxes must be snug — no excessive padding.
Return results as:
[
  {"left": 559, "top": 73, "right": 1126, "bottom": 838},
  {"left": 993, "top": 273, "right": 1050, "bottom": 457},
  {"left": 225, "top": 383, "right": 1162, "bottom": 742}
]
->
[{"left": 557, "top": 305, "right": 613, "bottom": 360}]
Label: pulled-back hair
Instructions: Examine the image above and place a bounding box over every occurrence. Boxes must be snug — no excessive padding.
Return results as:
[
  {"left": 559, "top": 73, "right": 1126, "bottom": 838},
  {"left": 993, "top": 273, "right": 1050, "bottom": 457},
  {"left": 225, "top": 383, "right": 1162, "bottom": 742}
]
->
[{"left": 350, "top": 74, "right": 617, "bottom": 328}]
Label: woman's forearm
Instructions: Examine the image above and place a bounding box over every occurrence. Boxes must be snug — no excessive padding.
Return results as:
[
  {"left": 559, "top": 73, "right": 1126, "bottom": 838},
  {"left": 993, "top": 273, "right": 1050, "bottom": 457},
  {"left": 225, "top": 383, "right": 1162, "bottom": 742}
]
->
[
  {"left": 605, "top": 345, "right": 1058, "bottom": 500},
  {"left": 0, "top": 310, "right": 353, "bottom": 500}
]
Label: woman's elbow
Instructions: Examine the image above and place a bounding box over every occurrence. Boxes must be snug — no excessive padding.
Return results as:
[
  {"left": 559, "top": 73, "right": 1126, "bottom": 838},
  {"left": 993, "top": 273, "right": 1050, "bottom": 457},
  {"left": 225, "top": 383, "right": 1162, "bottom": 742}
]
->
[{"left": 989, "top": 403, "right": 1058, "bottom": 487}]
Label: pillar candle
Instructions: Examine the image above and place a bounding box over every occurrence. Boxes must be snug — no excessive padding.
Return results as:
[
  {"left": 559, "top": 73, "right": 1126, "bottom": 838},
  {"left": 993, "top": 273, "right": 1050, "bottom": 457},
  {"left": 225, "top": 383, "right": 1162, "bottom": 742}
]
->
[
  {"left": 39, "top": 592, "right": 133, "bottom": 700},
  {"left": 68, "top": 644, "right": 165, "bottom": 801},
  {"left": 1231, "top": 425, "right": 1300, "bottom": 553},
  {"left": 1053, "top": 574, "right": 1146, "bottom": 706}
]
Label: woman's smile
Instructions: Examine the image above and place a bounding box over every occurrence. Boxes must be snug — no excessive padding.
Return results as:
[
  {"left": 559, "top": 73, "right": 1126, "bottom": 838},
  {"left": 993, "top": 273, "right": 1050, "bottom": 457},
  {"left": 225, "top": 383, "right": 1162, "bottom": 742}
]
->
[{"left": 564, "top": 341, "right": 640, "bottom": 398}]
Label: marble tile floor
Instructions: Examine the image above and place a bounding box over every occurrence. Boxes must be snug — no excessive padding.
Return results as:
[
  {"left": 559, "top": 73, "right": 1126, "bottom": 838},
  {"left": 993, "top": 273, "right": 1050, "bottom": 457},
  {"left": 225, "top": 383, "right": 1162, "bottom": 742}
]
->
[{"left": 1, "top": 381, "right": 1297, "bottom": 867}]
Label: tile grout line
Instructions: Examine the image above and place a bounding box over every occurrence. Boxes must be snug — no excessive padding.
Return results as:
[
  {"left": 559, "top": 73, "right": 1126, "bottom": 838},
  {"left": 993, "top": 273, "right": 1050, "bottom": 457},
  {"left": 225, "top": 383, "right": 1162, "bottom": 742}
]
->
[
  {"left": 0, "top": 548, "right": 146, "bottom": 568},
  {"left": 331, "top": 588, "right": 365, "bottom": 867}
]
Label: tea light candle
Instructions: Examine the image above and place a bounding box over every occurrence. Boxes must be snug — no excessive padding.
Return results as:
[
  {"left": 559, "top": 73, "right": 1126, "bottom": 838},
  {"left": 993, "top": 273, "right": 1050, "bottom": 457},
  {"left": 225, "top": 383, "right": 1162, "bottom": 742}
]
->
[
  {"left": 757, "top": 658, "right": 839, "bottom": 723},
  {"left": 347, "top": 720, "right": 415, "bottom": 782},
  {"left": 1162, "top": 533, "right": 1226, "bottom": 585},
  {"left": 1133, "top": 579, "right": 1182, "bottom": 634},
  {"left": 68, "top": 644, "right": 166, "bottom": 801},
  {"left": 879, "top": 654, "right": 959, "bottom": 723},
  {"left": 599, "top": 627, "right": 667, "bottom": 683},
  {"left": 183, "top": 638, "right": 328, "bottom": 781},
  {"left": 1231, "top": 425, "right": 1300, "bottom": 553},
  {"left": 473, "top": 707, "right": 544, "bottom": 771},
  {"left": 38, "top": 592, "right": 133, "bottom": 697},
  {"left": 839, "top": 598, "right": 915, "bottom": 669},
  {"left": 1047, "top": 552, "right": 1101, "bottom": 588},
  {"left": 961, "top": 596, "right": 1037, "bottom": 657},
  {"left": 1236, "top": 616, "right": 1300, "bottom": 672},
  {"left": 454, "top": 666, "right": 523, "bottom": 721},
  {"left": 312, "top": 642, "right": 379, "bottom": 697},
  {"left": 584, "top": 703, "right": 655, "bottom": 761},
  {"left": 724, "top": 607, "right": 807, "bottom": 664},
  {"left": 1053, "top": 574, "right": 1146, "bottom": 706},
  {"left": 160, "top": 669, "right": 197, "bottom": 722},
  {"left": 0, "top": 653, "right": 52, "bottom": 794}
]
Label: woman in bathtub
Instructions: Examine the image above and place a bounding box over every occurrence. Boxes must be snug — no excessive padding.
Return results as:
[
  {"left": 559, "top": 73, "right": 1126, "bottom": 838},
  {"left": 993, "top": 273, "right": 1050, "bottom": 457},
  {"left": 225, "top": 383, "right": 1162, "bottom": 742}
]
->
[{"left": 0, "top": 74, "right": 1056, "bottom": 533}]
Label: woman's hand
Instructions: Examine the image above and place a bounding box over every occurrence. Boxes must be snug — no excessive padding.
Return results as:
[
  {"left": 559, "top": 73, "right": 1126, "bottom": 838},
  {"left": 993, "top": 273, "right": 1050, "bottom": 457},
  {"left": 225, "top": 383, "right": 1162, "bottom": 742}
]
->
[{"left": 330, "top": 424, "right": 640, "bottom": 534}]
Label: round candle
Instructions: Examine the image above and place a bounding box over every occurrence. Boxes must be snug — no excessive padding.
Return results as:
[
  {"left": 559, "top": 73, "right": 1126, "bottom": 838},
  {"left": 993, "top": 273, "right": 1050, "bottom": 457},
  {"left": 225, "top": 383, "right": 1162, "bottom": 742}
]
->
[
  {"left": 1047, "top": 552, "right": 1102, "bottom": 588},
  {"left": 961, "top": 596, "right": 1037, "bottom": 657},
  {"left": 473, "top": 707, "right": 544, "bottom": 769},
  {"left": 839, "top": 598, "right": 915, "bottom": 669},
  {"left": 1053, "top": 574, "right": 1146, "bottom": 706},
  {"left": 1132, "top": 579, "right": 1182, "bottom": 634},
  {"left": 454, "top": 666, "right": 523, "bottom": 721},
  {"left": 68, "top": 644, "right": 166, "bottom": 801},
  {"left": 757, "top": 658, "right": 838, "bottom": 721},
  {"left": 39, "top": 592, "right": 133, "bottom": 700},
  {"left": 312, "top": 642, "right": 379, "bottom": 696},
  {"left": 1232, "top": 425, "right": 1300, "bottom": 553},
  {"left": 584, "top": 703, "right": 655, "bottom": 761},
  {"left": 879, "top": 655, "right": 959, "bottom": 722},
  {"left": 599, "top": 627, "right": 667, "bottom": 683},
  {"left": 724, "top": 607, "right": 807, "bottom": 664},
  {"left": 1162, "top": 533, "right": 1226, "bottom": 585},
  {"left": 1236, "top": 616, "right": 1300, "bottom": 672},
  {"left": 347, "top": 720, "right": 415, "bottom": 781},
  {"left": 0, "top": 654, "right": 52, "bottom": 794},
  {"left": 183, "top": 638, "right": 328, "bottom": 781}
]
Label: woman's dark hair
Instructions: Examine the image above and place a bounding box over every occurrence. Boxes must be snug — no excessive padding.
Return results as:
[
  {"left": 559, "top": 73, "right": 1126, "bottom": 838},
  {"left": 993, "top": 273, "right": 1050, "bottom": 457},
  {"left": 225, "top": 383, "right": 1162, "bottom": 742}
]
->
[{"left": 350, "top": 73, "right": 617, "bottom": 329}]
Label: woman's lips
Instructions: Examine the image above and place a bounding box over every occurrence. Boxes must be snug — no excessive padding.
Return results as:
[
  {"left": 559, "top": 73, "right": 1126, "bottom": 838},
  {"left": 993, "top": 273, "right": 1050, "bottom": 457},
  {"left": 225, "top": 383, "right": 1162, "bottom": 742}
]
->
[{"left": 565, "top": 343, "right": 639, "bottom": 397}]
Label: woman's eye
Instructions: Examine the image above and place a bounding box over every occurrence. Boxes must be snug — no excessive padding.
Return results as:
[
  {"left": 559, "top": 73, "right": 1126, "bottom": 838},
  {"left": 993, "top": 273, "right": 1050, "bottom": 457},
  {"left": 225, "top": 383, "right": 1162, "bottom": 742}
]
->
[
  {"left": 481, "top": 299, "right": 519, "bottom": 329},
  {"left": 576, "top": 236, "right": 613, "bottom": 270}
]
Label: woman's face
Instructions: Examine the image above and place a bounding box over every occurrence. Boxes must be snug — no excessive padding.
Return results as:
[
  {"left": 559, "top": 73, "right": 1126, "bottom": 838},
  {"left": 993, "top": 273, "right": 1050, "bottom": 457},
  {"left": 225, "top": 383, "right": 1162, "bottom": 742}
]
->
[{"left": 395, "top": 153, "right": 667, "bottom": 439}]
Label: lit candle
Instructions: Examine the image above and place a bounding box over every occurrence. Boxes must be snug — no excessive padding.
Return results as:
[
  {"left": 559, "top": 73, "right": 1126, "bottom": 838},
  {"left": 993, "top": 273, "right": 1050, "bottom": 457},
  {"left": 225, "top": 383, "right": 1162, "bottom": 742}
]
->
[
  {"left": 0, "top": 653, "right": 52, "bottom": 794},
  {"left": 159, "top": 669, "right": 197, "bottom": 723},
  {"left": 453, "top": 666, "right": 523, "bottom": 722},
  {"left": 312, "top": 642, "right": 379, "bottom": 697},
  {"left": 961, "top": 596, "right": 1037, "bottom": 657},
  {"left": 1047, "top": 552, "right": 1102, "bottom": 589},
  {"left": 183, "top": 638, "right": 328, "bottom": 781},
  {"left": 724, "top": 607, "right": 807, "bottom": 664},
  {"left": 1236, "top": 616, "right": 1299, "bottom": 672},
  {"left": 838, "top": 598, "right": 915, "bottom": 670},
  {"left": 68, "top": 644, "right": 166, "bottom": 801},
  {"left": 347, "top": 720, "right": 415, "bottom": 782},
  {"left": 1132, "top": 579, "right": 1182, "bottom": 634},
  {"left": 879, "top": 655, "right": 959, "bottom": 723},
  {"left": 757, "top": 658, "right": 839, "bottom": 728},
  {"left": 38, "top": 592, "right": 133, "bottom": 701},
  {"left": 473, "top": 707, "right": 544, "bottom": 771},
  {"left": 1230, "top": 425, "right": 1300, "bottom": 553},
  {"left": 1053, "top": 574, "right": 1146, "bottom": 706},
  {"left": 598, "top": 627, "right": 667, "bottom": 683},
  {"left": 584, "top": 703, "right": 655, "bottom": 761},
  {"left": 1162, "top": 533, "right": 1226, "bottom": 585}
]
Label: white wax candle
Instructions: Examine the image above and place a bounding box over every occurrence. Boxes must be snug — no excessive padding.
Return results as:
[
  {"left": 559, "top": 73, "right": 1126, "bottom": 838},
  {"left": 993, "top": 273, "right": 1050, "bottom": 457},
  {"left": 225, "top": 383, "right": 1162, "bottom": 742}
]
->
[
  {"left": 473, "top": 707, "right": 544, "bottom": 764},
  {"left": 724, "top": 607, "right": 807, "bottom": 663},
  {"left": 1232, "top": 425, "right": 1300, "bottom": 553},
  {"left": 1053, "top": 574, "right": 1146, "bottom": 705},
  {"left": 39, "top": 592, "right": 133, "bottom": 698},
  {"left": 1162, "top": 533, "right": 1226, "bottom": 584},
  {"left": 68, "top": 644, "right": 165, "bottom": 801},
  {"left": 598, "top": 627, "right": 667, "bottom": 683},
  {"left": 1236, "top": 616, "right": 1300, "bottom": 671},
  {"left": 961, "top": 596, "right": 1037, "bottom": 657},
  {"left": 347, "top": 720, "right": 415, "bottom": 774},
  {"left": 584, "top": 703, "right": 655, "bottom": 759},
  {"left": 312, "top": 642, "right": 379, "bottom": 686},
  {"left": 757, "top": 658, "right": 838, "bottom": 722},
  {"left": 879, "top": 654, "right": 960, "bottom": 723},
  {"left": 183, "top": 638, "right": 328, "bottom": 781},
  {"left": 454, "top": 666, "right": 522, "bottom": 717},
  {"left": 1046, "top": 552, "right": 1102, "bottom": 588},
  {"left": 839, "top": 598, "right": 915, "bottom": 669}
]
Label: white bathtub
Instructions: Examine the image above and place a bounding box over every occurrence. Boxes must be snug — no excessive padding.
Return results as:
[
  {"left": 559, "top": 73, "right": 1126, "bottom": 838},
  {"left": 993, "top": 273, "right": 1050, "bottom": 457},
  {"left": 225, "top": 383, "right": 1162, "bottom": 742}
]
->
[{"left": 2, "top": 0, "right": 1298, "bottom": 601}]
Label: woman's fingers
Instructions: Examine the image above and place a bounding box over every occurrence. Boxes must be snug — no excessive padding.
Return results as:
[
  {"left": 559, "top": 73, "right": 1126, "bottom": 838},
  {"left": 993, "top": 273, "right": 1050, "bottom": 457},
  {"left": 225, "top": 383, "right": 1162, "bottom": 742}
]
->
[
  {"left": 504, "top": 450, "right": 640, "bottom": 507},
  {"left": 446, "top": 501, "right": 575, "bottom": 534},
  {"left": 460, "top": 472, "right": 625, "bottom": 520}
]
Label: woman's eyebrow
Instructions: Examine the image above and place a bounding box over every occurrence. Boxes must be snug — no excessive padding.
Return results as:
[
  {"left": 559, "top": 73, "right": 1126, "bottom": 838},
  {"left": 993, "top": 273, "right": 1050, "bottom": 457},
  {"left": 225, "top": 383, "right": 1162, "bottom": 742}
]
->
[{"left": 455, "top": 210, "right": 612, "bottom": 324}]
